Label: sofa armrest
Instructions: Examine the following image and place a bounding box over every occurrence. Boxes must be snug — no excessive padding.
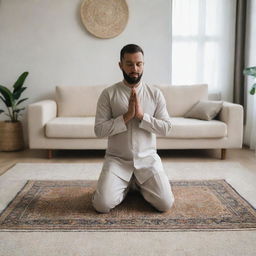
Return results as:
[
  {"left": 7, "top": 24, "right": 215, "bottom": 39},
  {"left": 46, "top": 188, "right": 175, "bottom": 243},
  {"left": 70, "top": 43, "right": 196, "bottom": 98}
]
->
[
  {"left": 218, "top": 102, "right": 244, "bottom": 147},
  {"left": 28, "top": 100, "right": 57, "bottom": 148}
]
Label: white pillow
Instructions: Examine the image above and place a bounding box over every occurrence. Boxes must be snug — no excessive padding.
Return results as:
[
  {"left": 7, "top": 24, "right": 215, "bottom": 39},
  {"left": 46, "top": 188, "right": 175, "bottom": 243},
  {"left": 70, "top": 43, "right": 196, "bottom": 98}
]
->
[
  {"left": 56, "top": 85, "right": 106, "bottom": 117},
  {"left": 156, "top": 84, "right": 208, "bottom": 117},
  {"left": 184, "top": 100, "right": 223, "bottom": 121}
]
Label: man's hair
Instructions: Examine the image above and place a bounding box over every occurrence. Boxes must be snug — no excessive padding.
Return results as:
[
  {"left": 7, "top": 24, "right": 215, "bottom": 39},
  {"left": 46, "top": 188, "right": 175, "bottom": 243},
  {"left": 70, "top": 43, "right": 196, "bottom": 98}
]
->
[{"left": 120, "top": 44, "right": 144, "bottom": 61}]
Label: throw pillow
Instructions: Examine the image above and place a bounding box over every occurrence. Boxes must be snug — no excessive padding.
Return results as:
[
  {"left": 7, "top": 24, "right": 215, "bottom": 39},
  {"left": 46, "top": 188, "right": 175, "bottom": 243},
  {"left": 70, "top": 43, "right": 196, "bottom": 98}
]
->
[{"left": 184, "top": 100, "right": 223, "bottom": 121}]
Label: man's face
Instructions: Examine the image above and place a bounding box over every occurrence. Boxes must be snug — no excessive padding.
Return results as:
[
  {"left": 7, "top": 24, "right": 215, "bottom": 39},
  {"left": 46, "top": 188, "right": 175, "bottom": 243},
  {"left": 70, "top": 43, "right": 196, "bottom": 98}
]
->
[{"left": 119, "top": 52, "right": 144, "bottom": 85}]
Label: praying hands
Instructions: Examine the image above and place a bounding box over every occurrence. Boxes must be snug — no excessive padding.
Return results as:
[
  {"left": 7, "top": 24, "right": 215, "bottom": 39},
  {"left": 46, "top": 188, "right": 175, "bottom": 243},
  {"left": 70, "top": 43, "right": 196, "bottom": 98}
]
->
[{"left": 123, "top": 88, "right": 144, "bottom": 123}]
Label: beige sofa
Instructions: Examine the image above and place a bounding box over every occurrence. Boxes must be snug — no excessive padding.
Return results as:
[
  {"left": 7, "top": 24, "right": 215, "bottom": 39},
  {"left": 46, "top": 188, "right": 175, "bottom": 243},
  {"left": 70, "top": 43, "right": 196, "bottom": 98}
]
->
[{"left": 28, "top": 84, "right": 243, "bottom": 159}]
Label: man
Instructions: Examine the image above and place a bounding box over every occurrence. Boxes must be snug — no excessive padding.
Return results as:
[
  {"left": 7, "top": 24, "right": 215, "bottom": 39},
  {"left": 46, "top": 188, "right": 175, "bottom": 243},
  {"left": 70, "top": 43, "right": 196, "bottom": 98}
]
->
[{"left": 92, "top": 44, "right": 174, "bottom": 213}]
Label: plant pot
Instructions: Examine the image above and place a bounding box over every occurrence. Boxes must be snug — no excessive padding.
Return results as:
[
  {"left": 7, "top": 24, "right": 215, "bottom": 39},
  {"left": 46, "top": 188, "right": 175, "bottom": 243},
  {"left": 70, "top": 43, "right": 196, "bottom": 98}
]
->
[{"left": 0, "top": 121, "right": 24, "bottom": 151}]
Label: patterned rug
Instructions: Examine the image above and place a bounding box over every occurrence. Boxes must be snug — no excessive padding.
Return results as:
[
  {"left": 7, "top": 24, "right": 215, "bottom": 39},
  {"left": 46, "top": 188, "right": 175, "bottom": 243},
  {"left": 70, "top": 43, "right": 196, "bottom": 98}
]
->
[{"left": 0, "top": 179, "right": 256, "bottom": 232}]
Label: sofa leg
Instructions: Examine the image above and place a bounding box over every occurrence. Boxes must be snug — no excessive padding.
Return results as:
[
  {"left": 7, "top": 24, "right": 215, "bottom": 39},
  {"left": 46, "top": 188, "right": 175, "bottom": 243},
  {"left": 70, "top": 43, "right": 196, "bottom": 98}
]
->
[
  {"left": 47, "top": 149, "right": 53, "bottom": 159},
  {"left": 221, "top": 149, "right": 226, "bottom": 160}
]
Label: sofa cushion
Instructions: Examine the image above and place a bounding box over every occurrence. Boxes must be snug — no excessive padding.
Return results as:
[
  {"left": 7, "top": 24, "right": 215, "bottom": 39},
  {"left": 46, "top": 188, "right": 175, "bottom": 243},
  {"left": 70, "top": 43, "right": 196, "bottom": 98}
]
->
[
  {"left": 45, "top": 117, "right": 227, "bottom": 139},
  {"left": 161, "top": 117, "right": 227, "bottom": 138},
  {"left": 45, "top": 117, "right": 96, "bottom": 138},
  {"left": 184, "top": 100, "right": 223, "bottom": 121},
  {"left": 56, "top": 85, "right": 107, "bottom": 117},
  {"left": 156, "top": 84, "right": 208, "bottom": 117}
]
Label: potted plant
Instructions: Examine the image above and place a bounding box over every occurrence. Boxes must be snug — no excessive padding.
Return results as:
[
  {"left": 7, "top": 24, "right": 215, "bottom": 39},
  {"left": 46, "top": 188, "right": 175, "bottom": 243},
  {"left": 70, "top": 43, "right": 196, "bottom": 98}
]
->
[
  {"left": 0, "top": 71, "right": 29, "bottom": 151},
  {"left": 243, "top": 66, "right": 256, "bottom": 95}
]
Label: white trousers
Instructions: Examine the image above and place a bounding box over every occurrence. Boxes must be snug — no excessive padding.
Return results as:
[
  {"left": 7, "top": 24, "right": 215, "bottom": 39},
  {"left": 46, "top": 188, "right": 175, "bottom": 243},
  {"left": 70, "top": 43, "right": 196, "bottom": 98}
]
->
[{"left": 92, "top": 169, "right": 175, "bottom": 213}]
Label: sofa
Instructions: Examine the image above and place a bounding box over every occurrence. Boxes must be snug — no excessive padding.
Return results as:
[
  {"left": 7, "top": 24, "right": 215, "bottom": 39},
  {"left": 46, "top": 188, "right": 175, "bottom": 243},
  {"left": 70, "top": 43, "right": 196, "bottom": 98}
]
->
[{"left": 28, "top": 84, "right": 243, "bottom": 159}]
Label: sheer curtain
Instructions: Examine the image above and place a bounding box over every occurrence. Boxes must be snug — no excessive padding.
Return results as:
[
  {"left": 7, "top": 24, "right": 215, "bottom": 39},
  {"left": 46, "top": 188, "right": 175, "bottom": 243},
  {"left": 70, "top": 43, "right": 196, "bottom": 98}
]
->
[
  {"left": 244, "top": 0, "right": 256, "bottom": 150},
  {"left": 171, "top": 0, "right": 237, "bottom": 101},
  {"left": 245, "top": 88, "right": 256, "bottom": 150}
]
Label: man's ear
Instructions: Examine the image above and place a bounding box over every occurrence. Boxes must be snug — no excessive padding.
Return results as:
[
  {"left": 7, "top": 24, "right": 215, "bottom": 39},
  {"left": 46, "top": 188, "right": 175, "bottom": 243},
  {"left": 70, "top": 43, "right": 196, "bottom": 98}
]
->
[{"left": 119, "top": 61, "right": 123, "bottom": 70}]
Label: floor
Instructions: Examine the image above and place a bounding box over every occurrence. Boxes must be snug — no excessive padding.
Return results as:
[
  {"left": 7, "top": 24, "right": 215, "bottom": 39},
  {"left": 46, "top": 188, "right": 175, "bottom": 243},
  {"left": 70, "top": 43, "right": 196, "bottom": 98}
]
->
[
  {"left": 0, "top": 147, "right": 256, "bottom": 256},
  {"left": 1, "top": 147, "right": 256, "bottom": 176}
]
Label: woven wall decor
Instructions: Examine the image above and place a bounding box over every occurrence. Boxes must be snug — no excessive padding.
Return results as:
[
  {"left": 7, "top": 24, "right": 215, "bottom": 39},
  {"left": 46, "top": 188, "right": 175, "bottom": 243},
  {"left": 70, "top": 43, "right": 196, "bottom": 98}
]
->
[{"left": 80, "top": 0, "right": 129, "bottom": 39}]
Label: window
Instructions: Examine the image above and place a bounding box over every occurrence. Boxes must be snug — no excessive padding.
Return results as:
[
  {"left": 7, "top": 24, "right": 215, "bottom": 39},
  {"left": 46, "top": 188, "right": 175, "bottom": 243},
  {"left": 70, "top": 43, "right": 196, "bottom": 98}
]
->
[{"left": 172, "top": 0, "right": 237, "bottom": 101}]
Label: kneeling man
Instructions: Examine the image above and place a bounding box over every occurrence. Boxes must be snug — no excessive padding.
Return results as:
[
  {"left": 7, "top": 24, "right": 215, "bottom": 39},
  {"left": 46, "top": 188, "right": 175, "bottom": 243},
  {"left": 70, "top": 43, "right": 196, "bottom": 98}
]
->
[{"left": 92, "top": 44, "right": 174, "bottom": 213}]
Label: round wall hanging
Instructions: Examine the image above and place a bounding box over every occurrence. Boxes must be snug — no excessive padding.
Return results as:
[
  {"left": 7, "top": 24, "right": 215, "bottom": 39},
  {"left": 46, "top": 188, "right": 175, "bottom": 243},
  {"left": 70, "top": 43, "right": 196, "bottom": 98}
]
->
[{"left": 80, "top": 0, "right": 129, "bottom": 39}]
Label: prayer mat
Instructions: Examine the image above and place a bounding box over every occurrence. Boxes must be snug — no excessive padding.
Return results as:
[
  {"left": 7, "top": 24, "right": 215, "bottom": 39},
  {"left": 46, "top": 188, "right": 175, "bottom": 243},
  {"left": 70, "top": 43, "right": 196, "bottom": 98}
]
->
[{"left": 0, "top": 180, "right": 256, "bottom": 231}]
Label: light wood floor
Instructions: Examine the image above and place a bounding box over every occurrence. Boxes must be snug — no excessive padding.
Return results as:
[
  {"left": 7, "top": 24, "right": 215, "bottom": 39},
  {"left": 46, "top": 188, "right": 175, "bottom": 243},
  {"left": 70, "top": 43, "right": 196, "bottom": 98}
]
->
[{"left": 1, "top": 146, "right": 256, "bottom": 176}]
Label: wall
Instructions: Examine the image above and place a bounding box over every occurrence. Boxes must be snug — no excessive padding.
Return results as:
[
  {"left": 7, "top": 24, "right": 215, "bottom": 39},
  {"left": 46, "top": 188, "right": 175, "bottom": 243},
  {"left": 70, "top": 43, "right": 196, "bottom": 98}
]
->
[
  {"left": 0, "top": 0, "right": 172, "bottom": 144},
  {"left": 244, "top": 0, "right": 256, "bottom": 148}
]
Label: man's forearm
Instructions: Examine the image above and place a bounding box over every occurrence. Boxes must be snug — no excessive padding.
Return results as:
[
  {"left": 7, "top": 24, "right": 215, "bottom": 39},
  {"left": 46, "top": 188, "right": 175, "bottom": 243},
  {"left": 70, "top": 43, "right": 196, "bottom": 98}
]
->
[
  {"left": 94, "top": 115, "right": 127, "bottom": 138},
  {"left": 139, "top": 113, "right": 172, "bottom": 136}
]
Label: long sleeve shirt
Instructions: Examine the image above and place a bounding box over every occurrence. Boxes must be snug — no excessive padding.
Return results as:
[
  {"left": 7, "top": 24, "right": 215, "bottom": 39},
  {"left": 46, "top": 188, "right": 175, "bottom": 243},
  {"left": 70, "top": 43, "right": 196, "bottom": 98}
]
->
[{"left": 94, "top": 81, "right": 172, "bottom": 184}]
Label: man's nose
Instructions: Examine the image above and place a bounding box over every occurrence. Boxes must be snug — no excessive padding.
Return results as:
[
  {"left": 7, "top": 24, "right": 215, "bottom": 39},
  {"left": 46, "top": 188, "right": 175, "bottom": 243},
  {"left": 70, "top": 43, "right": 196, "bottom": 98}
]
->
[{"left": 131, "top": 64, "right": 138, "bottom": 72}]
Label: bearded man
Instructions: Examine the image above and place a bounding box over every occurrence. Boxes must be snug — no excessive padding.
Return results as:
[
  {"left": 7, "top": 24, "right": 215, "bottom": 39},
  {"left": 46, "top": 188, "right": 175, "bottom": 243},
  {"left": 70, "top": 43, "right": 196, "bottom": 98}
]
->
[{"left": 92, "top": 44, "right": 174, "bottom": 213}]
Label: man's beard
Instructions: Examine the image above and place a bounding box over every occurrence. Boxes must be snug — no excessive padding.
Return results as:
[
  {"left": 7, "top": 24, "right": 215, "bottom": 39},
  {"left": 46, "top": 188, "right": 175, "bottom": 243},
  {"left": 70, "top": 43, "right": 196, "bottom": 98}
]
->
[{"left": 122, "top": 70, "right": 143, "bottom": 85}]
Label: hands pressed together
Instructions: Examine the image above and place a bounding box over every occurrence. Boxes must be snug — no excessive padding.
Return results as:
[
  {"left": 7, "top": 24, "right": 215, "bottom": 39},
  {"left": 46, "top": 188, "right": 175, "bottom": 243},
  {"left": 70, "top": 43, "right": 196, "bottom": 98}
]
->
[{"left": 123, "top": 88, "right": 144, "bottom": 124}]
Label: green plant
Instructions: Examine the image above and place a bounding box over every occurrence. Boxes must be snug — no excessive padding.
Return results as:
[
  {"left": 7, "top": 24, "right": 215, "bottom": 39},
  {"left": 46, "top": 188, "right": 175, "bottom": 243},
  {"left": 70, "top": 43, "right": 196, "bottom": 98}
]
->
[
  {"left": 0, "top": 72, "right": 29, "bottom": 122},
  {"left": 243, "top": 66, "right": 256, "bottom": 95}
]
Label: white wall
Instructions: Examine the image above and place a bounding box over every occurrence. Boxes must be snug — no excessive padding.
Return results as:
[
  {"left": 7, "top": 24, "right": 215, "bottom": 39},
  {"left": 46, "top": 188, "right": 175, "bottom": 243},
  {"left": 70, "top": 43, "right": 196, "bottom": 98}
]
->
[
  {"left": 244, "top": 0, "right": 256, "bottom": 148},
  {"left": 0, "top": 0, "right": 172, "bottom": 129}
]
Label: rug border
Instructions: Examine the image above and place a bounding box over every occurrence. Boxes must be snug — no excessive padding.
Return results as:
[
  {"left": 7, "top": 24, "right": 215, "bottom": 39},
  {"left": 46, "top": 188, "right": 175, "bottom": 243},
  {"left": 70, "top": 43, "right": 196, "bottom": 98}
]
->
[
  {"left": 220, "top": 179, "right": 256, "bottom": 213},
  {"left": 0, "top": 180, "right": 30, "bottom": 216}
]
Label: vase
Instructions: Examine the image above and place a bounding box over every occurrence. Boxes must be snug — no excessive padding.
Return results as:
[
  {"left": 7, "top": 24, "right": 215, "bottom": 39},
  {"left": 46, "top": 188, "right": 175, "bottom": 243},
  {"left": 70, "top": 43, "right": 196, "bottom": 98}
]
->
[{"left": 0, "top": 121, "right": 24, "bottom": 151}]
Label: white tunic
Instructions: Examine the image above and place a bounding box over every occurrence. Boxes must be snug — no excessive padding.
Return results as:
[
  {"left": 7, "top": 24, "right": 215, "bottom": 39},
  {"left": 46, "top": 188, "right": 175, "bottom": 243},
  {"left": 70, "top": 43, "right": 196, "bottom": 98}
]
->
[{"left": 94, "top": 81, "right": 172, "bottom": 184}]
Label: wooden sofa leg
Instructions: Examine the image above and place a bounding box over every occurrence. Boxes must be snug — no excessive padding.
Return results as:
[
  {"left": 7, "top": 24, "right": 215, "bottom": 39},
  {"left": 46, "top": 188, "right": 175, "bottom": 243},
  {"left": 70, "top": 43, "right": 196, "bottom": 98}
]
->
[
  {"left": 47, "top": 149, "right": 53, "bottom": 159},
  {"left": 221, "top": 149, "right": 226, "bottom": 160}
]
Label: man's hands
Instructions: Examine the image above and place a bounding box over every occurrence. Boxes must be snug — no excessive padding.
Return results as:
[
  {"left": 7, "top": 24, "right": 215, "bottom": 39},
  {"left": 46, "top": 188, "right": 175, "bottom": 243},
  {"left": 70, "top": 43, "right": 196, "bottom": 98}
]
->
[
  {"left": 134, "top": 89, "right": 144, "bottom": 121},
  {"left": 123, "top": 88, "right": 144, "bottom": 124}
]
